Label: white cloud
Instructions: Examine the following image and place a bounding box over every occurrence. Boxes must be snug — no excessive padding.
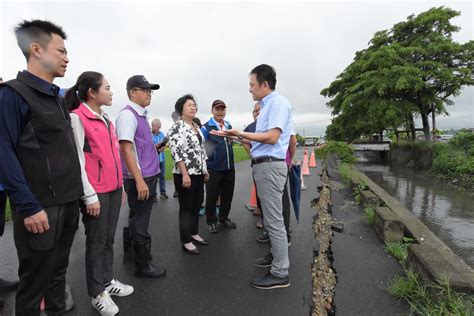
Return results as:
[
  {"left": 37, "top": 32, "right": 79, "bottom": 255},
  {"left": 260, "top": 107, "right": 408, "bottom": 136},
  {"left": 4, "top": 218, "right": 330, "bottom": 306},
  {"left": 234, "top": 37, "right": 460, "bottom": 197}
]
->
[{"left": 1, "top": 0, "right": 472, "bottom": 136}]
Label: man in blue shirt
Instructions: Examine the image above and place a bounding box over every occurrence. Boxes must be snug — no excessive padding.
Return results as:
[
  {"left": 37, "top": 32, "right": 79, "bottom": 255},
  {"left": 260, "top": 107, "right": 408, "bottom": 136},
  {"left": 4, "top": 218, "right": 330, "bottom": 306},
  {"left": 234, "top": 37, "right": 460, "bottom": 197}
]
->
[
  {"left": 213, "top": 64, "right": 293, "bottom": 289},
  {"left": 151, "top": 118, "right": 168, "bottom": 200}
]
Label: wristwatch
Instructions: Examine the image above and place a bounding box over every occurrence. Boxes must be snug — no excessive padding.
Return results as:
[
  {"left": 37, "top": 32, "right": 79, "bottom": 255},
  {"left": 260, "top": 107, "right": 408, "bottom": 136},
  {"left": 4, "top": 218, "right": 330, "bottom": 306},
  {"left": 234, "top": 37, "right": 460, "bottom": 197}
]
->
[{"left": 238, "top": 133, "right": 244, "bottom": 140}]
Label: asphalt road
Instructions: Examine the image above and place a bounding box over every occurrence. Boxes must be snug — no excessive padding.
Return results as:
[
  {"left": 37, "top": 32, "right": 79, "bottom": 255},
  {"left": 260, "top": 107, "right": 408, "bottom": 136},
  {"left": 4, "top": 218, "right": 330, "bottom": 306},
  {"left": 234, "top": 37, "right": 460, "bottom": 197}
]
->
[
  {"left": 0, "top": 149, "right": 409, "bottom": 315},
  {"left": 0, "top": 156, "right": 317, "bottom": 316}
]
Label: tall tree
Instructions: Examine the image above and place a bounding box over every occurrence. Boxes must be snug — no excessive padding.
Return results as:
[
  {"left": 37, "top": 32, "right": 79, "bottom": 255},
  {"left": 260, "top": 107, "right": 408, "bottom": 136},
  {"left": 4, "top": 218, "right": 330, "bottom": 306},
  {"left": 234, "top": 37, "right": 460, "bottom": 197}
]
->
[{"left": 321, "top": 7, "right": 474, "bottom": 141}]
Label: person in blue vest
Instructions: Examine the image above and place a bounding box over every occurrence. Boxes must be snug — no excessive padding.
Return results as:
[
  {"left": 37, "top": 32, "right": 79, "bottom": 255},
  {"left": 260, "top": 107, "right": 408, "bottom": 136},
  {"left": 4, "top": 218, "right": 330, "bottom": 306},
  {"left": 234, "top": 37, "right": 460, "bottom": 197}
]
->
[
  {"left": 201, "top": 100, "right": 237, "bottom": 233},
  {"left": 151, "top": 118, "right": 168, "bottom": 201}
]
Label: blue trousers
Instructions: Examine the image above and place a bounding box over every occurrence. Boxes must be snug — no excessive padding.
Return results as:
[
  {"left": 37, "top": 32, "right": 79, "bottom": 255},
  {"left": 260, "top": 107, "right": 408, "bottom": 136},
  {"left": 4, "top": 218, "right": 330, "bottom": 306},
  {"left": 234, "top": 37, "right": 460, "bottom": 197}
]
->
[{"left": 158, "top": 160, "right": 166, "bottom": 193}]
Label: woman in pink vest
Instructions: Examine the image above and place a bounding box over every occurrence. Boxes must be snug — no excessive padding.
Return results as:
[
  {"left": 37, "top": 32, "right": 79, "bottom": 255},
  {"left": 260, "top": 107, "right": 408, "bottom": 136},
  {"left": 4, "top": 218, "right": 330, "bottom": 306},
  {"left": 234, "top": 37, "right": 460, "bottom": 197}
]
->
[{"left": 65, "top": 71, "right": 133, "bottom": 316}]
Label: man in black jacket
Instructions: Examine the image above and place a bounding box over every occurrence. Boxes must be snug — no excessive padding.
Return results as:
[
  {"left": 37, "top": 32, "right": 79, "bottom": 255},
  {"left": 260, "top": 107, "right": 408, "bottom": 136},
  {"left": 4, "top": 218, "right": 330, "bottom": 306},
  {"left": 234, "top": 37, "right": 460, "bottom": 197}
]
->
[{"left": 0, "top": 20, "right": 83, "bottom": 315}]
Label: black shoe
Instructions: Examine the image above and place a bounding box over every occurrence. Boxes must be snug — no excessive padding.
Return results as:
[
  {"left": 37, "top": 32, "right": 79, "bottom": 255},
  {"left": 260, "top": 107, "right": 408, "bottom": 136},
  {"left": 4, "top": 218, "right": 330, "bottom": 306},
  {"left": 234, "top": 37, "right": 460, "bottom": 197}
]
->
[
  {"left": 133, "top": 240, "right": 166, "bottom": 278},
  {"left": 153, "top": 195, "right": 158, "bottom": 203},
  {"left": 256, "top": 231, "right": 270, "bottom": 243},
  {"left": 219, "top": 218, "right": 237, "bottom": 229},
  {"left": 254, "top": 253, "right": 273, "bottom": 268},
  {"left": 191, "top": 236, "right": 209, "bottom": 245},
  {"left": 173, "top": 191, "right": 178, "bottom": 198},
  {"left": 209, "top": 223, "right": 218, "bottom": 233},
  {"left": 182, "top": 244, "right": 200, "bottom": 255},
  {"left": 250, "top": 272, "right": 290, "bottom": 290},
  {"left": 160, "top": 192, "right": 169, "bottom": 199},
  {"left": 0, "top": 278, "right": 19, "bottom": 292}
]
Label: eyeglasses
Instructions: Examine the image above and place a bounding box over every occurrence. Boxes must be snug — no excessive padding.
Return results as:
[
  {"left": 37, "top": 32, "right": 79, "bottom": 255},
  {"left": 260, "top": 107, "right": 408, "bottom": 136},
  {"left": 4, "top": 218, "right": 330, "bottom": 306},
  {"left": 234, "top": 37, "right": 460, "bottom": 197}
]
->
[{"left": 131, "top": 88, "right": 153, "bottom": 94}]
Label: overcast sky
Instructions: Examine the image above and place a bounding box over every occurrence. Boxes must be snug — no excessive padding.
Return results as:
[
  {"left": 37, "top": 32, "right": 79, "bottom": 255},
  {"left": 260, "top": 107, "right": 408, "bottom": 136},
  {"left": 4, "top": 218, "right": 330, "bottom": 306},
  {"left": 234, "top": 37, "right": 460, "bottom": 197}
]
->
[{"left": 1, "top": 0, "right": 472, "bottom": 136}]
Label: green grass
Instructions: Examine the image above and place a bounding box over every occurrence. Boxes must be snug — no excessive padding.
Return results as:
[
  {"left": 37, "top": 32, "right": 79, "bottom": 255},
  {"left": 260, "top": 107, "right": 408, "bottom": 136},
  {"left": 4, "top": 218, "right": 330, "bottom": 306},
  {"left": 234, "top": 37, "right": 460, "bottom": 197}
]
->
[
  {"left": 163, "top": 145, "right": 250, "bottom": 180},
  {"left": 337, "top": 162, "right": 353, "bottom": 185},
  {"left": 388, "top": 270, "right": 474, "bottom": 315},
  {"left": 233, "top": 145, "right": 251, "bottom": 163},
  {"left": 5, "top": 198, "right": 11, "bottom": 222},
  {"left": 353, "top": 181, "right": 368, "bottom": 204},
  {"left": 385, "top": 237, "right": 413, "bottom": 264},
  {"left": 432, "top": 142, "right": 474, "bottom": 190},
  {"left": 385, "top": 242, "right": 408, "bottom": 262},
  {"left": 390, "top": 140, "right": 434, "bottom": 152},
  {"left": 164, "top": 149, "right": 174, "bottom": 180},
  {"left": 315, "top": 141, "right": 356, "bottom": 164},
  {"left": 363, "top": 206, "right": 375, "bottom": 225}
]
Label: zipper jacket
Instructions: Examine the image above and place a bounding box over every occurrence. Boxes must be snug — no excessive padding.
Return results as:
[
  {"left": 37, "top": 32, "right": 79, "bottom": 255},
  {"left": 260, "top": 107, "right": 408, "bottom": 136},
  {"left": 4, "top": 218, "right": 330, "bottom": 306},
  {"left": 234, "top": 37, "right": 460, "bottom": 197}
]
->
[
  {"left": 201, "top": 118, "right": 235, "bottom": 171},
  {"left": 71, "top": 103, "right": 122, "bottom": 201}
]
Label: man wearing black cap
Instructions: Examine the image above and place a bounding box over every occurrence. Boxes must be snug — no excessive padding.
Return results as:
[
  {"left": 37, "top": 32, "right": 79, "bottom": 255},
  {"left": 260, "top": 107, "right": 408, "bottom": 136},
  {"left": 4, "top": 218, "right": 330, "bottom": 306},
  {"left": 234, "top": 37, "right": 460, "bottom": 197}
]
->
[
  {"left": 115, "top": 75, "right": 166, "bottom": 278},
  {"left": 201, "top": 100, "right": 237, "bottom": 233}
]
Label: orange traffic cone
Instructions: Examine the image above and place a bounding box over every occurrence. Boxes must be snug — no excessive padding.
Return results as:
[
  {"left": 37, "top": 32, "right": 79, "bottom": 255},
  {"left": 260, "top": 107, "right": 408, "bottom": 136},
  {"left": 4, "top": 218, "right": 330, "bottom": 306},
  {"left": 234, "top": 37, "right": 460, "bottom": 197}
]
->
[
  {"left": 245, "top": 183, "right": 258, "bottom": 211},
  {"left": 309, "top": 151, "right": 317, "bottom": 168},
  {"left": 302, "top": 149, "right": 311, "bottom": 176}
]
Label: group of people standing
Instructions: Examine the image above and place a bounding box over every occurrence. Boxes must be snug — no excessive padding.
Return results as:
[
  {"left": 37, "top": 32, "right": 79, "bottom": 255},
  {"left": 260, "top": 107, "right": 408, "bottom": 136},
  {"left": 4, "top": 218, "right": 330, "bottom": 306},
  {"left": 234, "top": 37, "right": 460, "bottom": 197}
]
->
[{"left": 0, "top": 19, "right": 295, "bottom": 316}]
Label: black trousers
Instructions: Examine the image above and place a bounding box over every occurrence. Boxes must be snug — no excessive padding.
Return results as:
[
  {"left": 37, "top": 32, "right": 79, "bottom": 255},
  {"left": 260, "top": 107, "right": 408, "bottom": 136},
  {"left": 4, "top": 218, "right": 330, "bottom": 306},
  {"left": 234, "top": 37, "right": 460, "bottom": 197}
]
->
[
  {"left": 81, "top": 189, "right": 122, "bottom": 298},
  {"left": 205, "top": 169, "right": 235, "bottom": 225},
  {"left": 12, "top": 201, "right": 79, "bottom": 316},
  {"left": 124, "top": 175, "right": 158, "bottom": 243},
  {"left": 0, "top": 190, "right": 6, "bottom": 236},
  {"left": 174, "top": 174, "right": 204, "bottom": 244}
]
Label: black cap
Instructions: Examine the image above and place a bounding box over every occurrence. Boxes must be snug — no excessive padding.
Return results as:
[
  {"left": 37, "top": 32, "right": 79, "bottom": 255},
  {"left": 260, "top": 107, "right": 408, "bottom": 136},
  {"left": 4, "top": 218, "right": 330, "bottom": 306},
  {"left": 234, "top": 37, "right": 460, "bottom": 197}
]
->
[
  {"left": 211, "top": 99, "right": 226, "bottom": 109},
  {"left": 126, "top": 75, "right": 160, "bottom": 91}
]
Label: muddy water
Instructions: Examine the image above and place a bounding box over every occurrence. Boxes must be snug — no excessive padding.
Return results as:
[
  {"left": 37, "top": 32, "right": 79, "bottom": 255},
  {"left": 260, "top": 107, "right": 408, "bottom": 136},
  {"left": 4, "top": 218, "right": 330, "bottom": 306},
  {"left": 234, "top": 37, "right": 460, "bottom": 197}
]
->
[{"left": 356, "top": 162, "right": 474, "bottom": 268}]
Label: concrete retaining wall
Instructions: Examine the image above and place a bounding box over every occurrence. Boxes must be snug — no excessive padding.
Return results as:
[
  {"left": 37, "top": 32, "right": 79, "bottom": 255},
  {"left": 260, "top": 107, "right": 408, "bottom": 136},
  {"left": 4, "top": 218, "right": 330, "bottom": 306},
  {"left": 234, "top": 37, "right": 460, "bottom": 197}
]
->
[
  {"left": 389, "top": 148, "right": 433, "bottom": 170},
  {"left": 350, "top": 168, "right": 474, "bottom": 294}
]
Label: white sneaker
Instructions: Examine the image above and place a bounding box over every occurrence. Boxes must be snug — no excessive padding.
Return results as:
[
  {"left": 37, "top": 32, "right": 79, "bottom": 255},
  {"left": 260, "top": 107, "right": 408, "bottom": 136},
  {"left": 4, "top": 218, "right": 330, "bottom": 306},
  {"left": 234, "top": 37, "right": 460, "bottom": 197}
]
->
[
  {"left": 91, "top": 291, "right": 119, "bottom": 315},
  {"left": 106, "top": 278, "right": 134, "bottom": 297}
]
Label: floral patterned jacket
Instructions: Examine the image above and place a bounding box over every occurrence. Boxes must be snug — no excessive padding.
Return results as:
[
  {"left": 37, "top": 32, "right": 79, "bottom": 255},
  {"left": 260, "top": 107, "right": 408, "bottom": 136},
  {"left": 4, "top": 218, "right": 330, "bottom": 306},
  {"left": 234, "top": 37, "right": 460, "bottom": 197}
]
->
[{"left": 168, "top": 119, "right": 208, "bottom": 175}]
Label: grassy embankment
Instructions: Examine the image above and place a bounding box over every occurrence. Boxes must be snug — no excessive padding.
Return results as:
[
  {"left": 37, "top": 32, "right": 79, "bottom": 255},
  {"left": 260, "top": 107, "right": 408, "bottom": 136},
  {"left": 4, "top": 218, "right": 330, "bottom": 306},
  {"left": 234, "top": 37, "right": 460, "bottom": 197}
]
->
[{"left": 391, "top": 131, "right": 474, "bottom": 191}]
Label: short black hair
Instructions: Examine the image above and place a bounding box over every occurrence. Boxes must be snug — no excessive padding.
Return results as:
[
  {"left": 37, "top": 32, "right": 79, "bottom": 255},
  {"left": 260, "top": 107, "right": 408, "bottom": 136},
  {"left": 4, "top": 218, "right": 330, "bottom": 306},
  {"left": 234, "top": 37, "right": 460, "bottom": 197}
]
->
[
  {"left": 14, "top": 19, "right": 67, "bottom": 60},
  {"left": 175, "top": 94, "right": 196, "bottom": 115},
  {"left": 250, "top": 64, "right": 277, "bottom": 90}
]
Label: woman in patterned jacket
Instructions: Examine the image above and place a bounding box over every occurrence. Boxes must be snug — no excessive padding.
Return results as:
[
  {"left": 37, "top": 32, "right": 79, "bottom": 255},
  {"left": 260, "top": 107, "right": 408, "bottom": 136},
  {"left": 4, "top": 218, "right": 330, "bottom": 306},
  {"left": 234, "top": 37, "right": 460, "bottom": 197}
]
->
[{"left": 168, "top": 94, "right": 209, "bottom": 254}]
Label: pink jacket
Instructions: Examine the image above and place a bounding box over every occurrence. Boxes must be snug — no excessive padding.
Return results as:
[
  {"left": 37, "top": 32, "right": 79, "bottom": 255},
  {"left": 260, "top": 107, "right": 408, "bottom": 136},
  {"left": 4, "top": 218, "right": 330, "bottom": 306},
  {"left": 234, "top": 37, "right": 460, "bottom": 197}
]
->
[{"left": 72, "top": 103, "right": 123, "bottom": 193}]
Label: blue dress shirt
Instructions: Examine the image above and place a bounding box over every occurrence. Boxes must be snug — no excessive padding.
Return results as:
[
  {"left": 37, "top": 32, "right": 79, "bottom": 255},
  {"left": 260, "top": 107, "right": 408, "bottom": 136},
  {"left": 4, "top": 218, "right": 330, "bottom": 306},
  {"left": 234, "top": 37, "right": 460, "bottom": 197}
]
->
[{"left": 250, "top": 91, "right": 293, "bottom": 159}]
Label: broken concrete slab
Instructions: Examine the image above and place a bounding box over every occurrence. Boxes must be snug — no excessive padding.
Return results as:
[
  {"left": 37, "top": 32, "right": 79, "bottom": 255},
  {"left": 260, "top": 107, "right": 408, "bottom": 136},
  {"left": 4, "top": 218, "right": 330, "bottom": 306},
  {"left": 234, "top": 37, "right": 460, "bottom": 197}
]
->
[{"left": 374, "top": 207, "right": 404, "bottom": 243}]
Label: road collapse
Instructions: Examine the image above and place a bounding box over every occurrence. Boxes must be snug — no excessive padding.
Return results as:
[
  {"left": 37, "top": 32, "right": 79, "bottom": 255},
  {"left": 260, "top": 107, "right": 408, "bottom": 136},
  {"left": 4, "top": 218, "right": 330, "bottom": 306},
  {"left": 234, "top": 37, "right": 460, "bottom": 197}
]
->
[{"left": 311, "top": 168, "right": 337, "bottom": 316}]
